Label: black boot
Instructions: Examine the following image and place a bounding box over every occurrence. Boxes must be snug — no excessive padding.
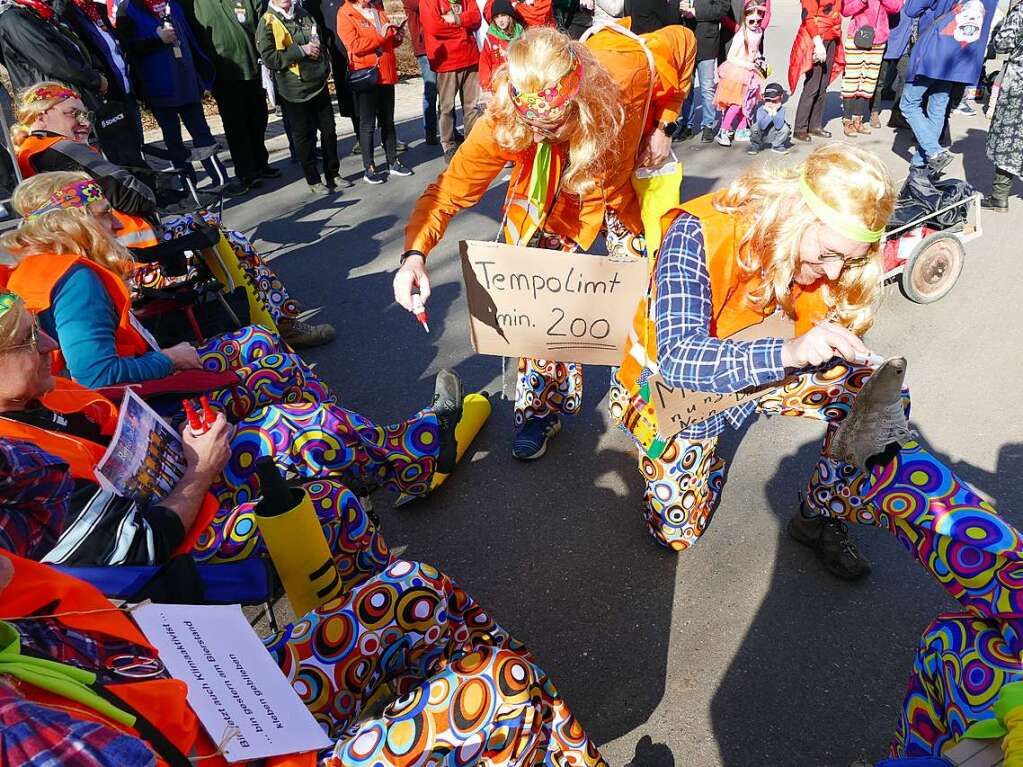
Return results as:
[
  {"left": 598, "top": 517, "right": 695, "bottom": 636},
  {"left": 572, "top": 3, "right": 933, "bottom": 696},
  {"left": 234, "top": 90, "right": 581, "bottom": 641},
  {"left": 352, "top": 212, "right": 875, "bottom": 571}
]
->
[
  {"left": 787, "top": 498, "right": 872, "bottom": 580},
  {"left": 981, "top": 169, "right": 1013, "bottom": 212},
  {"left": 432, "top": 369, "right": 463, "bottom": 474}
]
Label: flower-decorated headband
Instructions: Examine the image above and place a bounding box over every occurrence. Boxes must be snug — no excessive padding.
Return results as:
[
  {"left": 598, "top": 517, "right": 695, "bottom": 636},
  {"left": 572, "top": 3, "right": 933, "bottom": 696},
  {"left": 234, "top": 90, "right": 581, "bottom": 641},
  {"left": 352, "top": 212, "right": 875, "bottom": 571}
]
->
[
  {"left": 799, "top": 173, "right": 885, "bottom": 243},
  {"left": 509, "top": 49, "right": 584, "bottom": 124},
  {"left": 0, "top": 291, "right": 19, "bottom": 320},
  {"left": 23, "top": 84, "right": 79, "bottom": 104},
  {"left": 24, "top": 180, "right": 105, "bottom": 221}
]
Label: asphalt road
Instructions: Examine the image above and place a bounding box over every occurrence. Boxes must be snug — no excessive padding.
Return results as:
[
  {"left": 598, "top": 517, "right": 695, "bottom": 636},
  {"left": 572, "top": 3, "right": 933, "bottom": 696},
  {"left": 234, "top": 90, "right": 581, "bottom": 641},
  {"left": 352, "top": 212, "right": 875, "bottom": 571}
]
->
[{"left": 219, "top": 3, "right": 1023, "bottom": 763}]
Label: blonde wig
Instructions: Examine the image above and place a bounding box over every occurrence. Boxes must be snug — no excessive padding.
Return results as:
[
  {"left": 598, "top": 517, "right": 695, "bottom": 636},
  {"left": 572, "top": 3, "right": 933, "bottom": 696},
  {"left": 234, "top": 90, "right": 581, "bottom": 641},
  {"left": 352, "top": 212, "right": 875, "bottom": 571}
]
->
[
  {"left": 488, "top": 26, "right": 624, "bottom": 194},
  {"left": 3, "top": 171, "right": 135, "bottom": 277},
  {"left": 713, "top": 143, "right": 895, "bottom": 335},
  {"left": 10, "top": 82, "right": 82, "bottom": 149},
  {"left": 0, "top": 293, "right": 26, "bottom": 353}
]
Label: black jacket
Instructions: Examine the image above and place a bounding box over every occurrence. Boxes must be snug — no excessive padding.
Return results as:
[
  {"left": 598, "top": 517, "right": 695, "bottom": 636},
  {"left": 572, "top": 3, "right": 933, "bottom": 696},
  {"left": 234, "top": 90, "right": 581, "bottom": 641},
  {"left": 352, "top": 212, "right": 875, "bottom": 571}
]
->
[
  {"left": 63, "top": 4, "right": 133, "bottom": 102},
  {"left": 0, "top": 4, "right": 106, "bottom": 108},
  {"left": 682, "top": 0, "right": 729, "bottom": 62},
  {"left": 628, "top": 0, "right": 679, "bottom": 34}
]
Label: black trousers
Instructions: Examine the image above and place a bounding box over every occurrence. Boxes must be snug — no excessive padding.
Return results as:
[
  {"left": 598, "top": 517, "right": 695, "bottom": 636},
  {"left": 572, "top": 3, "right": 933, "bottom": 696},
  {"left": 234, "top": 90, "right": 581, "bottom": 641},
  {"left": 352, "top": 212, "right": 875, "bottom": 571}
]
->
[
  {"left": 355, "top": 84, "right": 396, "bottom": 170},
  {"left": 794, "top": 39, "right": 837, "bottom": 132},
  {"left": 281, "top": 88, "right": 339, "bottom": 185},
  {"left": 212, "top": 78, "right": 270, "bottom": 182}
]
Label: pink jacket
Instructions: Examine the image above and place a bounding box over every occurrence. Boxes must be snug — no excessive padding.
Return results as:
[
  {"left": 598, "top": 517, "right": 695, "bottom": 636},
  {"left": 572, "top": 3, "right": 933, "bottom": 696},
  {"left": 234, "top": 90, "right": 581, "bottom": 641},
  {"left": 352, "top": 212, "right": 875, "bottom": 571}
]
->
[{"left": 841, "top": 0, "right": 903, "bottom": 44}]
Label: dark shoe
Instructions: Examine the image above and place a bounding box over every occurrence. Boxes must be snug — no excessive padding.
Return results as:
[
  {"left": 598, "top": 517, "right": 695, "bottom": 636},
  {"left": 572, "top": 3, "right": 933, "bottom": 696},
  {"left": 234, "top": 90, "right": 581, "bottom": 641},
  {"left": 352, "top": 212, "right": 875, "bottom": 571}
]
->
[
  {"left": 981, "top": 195, "right": 1009, "bottom": 211},
  {"left": 443, "top": 147, "right": 457, "bottom": 163},
  {"left": 700, "top": 127, "right": 716, "bottom": 143},
  {"left": 512, "top": 414, "right": 561, "bottom": 461},
  {"left": 240, "top": 176, "right": 264, "bottom": 189},
  {"left": 425, "top": 133, "right": 440, "bottom": 146},
  {"left": 389, "top": 160, "right": 414, "bottom": 177},
  {"left": 349, "top": 143, "right": 361, "bottom": 157},
  {"left": 363, "top": 165, "right": 386, "bottom": 185},
  {"left": 220, "top": 179, "right": 251, "bottom": 196},
  {"left": 674, "top": 126, "right": 696, "bottom": 142},
  {"left": 927, "top": 150, "right": 953, "bottom": 176},
  {"left": 260, "top": 166, "right": 283, "bottom": 179},
  {"left": 828, "top": 357, "right": 911, "bottom": 471},
  {"left": 787, "top": 508, "right": 872, "bottom": 581},
  {"left": 809, "top": 128, "right": 832, "bottom": 138},
  {"left": 432, "top": 369, "right": 464, "bottom": 474},
  {"left": 793, "top": 130, "right": 812, "bottom": 142},
  {"left": 279, "top": 317, "right": 336, "bottom": 348},
  {"left": 396, "top": 140, "right": 409, "bottom": 153},
  {"left": 324, "top": 177, "right": 339, "bottom": 192}
]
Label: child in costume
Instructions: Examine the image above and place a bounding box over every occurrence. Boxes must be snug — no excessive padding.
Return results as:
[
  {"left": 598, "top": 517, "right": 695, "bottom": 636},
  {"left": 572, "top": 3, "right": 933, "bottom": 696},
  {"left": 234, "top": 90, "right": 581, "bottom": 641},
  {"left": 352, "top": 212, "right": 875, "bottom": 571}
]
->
[
  {"left": 478, "top": 0, "right": 524, "bottom": 107},
  {"left": 714, "top": 1, "right": 768, "bottom": 146},
  {"left": 747, "top": 82, "right": 792, "bottom": 154}
]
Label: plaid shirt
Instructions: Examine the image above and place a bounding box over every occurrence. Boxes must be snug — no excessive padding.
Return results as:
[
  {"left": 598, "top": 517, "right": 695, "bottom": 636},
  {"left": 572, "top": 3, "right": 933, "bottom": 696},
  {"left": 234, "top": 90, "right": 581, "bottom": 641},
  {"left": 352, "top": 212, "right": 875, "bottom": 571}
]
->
[
  {"left": 0, "top": 619, "right": 161, "bottom": 766},
  {"left": 654, "top": 212, "right": 787, "bottom": 439},
  {"left": 0, "top": 440, "right": 71, "bottom": 560}
]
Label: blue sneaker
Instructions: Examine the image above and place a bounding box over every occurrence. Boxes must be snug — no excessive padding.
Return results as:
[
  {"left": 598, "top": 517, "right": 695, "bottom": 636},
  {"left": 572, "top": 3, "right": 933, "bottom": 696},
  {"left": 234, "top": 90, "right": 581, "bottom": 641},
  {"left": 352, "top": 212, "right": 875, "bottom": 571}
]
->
[{"left": 512, "top": 415, "right": 561, "bottom": 460}]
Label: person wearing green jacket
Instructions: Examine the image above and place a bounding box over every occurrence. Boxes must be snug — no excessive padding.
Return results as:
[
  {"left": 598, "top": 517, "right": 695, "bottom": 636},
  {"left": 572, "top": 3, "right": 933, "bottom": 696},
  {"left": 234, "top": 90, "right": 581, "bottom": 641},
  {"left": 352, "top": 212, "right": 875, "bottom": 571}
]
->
[
  {"left": 256, "top": 0, "right": 340, "bottom": 193},
  {"left": 192, "top": 0, "right": 281, "bottom": 191}
]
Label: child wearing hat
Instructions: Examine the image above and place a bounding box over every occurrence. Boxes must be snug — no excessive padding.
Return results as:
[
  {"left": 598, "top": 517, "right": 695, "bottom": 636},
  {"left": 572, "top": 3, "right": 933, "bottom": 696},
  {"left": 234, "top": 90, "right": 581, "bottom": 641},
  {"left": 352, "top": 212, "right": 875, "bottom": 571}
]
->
[
  {"left": 747, "top": 82, "right": 791, "bottom": 155},
  {"left": 478, "top": 0, "right": 524, "bottom": 99}
]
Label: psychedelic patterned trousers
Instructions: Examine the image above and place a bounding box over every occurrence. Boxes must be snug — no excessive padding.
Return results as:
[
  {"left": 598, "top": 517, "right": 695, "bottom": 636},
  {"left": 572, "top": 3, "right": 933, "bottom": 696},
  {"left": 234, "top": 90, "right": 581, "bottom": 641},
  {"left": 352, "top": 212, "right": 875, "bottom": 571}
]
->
[
  {"left": 637, "top": 361, "right": 890, "bottom": 550},
  {"left": 191, "top": 324, "right": 333, "bottom": 422},
  {"left": 513, "top": 212, "right": 645, "bottom": 428},
  {"left": 264, "top": 558, "right": 607, "bottom": 766}
]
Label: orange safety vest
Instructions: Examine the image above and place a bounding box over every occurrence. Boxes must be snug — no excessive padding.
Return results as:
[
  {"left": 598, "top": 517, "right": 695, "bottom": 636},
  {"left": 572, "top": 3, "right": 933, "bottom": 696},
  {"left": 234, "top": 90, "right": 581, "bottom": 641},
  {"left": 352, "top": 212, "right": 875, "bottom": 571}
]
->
[
  {"left": 0, "top": 553, "right": 316, "bottom": 767},
  {"left": 7, "top": 252, "right": 155, "bottom": 375},
  {"left": 17, "top": 134, "right": 160, "bottom": 249},
  {"left": 614, "top": 193, "right": 829, "bottom": 456},
  {"left": 0, "top": 379, "right": 217, "bottom": 555}
]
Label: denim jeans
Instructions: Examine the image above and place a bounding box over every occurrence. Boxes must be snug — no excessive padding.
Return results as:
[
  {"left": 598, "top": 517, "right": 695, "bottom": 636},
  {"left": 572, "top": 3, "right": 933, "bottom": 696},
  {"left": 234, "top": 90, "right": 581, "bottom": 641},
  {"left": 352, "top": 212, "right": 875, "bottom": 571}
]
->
[
  {"left": 682, "top": 58, "right": 718, "bottom": 130},
  {"left": 417, "top": 54, "right": 438, "bottom": 138},
  {"left": 900, "top": 76, "right": 953, "bottom": 166}
]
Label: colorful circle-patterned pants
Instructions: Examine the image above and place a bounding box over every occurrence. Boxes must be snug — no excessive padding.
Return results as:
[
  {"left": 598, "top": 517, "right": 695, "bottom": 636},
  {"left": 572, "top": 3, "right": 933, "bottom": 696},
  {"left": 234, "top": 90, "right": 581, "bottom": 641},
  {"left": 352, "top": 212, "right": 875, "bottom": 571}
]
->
[
  {"left": 192, "top": 325, "right": 334, "bottom": 422},
  {"left": 639, "top": 361, "right": 905, "bottom": 551},
  {"left": 264, "top": 559, "right": 608, "bottom": 766}
]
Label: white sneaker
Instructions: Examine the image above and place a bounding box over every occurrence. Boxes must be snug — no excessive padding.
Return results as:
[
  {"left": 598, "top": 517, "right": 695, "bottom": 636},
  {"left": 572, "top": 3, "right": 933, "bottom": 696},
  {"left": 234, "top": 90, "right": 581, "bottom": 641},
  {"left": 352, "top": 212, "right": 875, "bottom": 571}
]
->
[
  {"left": 734, "top": 128, "right": 751, "bottom": 143},
  {"left": 715, "top": 130, "right": 733, "bottom": 146}
]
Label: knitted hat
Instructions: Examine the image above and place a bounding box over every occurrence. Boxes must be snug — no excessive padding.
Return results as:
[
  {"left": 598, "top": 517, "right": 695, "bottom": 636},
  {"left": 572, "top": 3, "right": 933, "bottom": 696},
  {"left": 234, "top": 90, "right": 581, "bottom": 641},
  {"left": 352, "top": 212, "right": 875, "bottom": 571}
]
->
[{"left": 490, "top": 0, "right": 515, "bottom": 19}]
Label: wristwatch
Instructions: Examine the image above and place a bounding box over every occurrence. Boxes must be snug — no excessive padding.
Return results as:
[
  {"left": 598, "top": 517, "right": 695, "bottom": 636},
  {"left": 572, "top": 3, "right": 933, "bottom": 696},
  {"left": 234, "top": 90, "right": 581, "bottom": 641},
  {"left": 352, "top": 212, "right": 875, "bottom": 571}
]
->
[{"left": 399, "top": 250, "right": 426, "bottom": 266}]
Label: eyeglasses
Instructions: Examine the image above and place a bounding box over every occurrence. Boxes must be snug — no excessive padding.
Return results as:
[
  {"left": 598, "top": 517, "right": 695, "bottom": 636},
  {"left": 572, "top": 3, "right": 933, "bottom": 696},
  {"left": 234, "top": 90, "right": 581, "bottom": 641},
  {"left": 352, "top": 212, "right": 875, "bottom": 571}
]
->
[
  {"left": 47, "top": 105, "right": 92, "bottom": 124},
  {"left": 816, "top": 227, "right": 872, "bottom": 269},
  {"left": 4, "top": 317, "right": 40, "bottom": 354}
]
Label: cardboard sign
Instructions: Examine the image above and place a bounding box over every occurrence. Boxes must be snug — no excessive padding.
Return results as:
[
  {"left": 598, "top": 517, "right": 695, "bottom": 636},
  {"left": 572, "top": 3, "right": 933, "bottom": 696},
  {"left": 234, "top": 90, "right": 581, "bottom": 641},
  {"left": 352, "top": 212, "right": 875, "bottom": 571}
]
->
[
  {"left": 134, "top": 603, "right": 332, "bottom": 763},
  {"left": 649, "top": 314, "right": 797, "bottom": 436},
  {"left": 459, "top": 240, "right": 648, "bottom": 366}
]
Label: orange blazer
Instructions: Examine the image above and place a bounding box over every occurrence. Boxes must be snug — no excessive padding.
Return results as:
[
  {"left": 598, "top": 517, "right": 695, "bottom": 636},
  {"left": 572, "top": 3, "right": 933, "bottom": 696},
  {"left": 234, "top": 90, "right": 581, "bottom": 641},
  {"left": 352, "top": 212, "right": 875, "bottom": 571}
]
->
[{"left": 336, "top": 2, "right": 399, "bottom": 85}]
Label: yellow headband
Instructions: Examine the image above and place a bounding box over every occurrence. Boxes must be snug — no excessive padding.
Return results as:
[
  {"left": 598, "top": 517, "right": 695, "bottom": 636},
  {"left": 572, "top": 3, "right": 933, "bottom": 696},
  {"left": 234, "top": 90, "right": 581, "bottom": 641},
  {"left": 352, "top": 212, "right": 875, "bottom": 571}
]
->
[{"left": 798, "top": 175, "right": 885, "bottom": 243}]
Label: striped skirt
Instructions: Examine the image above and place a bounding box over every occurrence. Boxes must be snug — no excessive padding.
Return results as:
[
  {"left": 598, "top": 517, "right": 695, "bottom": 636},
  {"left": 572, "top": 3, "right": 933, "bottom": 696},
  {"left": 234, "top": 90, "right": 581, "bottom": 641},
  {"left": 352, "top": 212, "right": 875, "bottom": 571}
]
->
[{"left": 841, "top": 40, "right": 886, "bottom": 101}]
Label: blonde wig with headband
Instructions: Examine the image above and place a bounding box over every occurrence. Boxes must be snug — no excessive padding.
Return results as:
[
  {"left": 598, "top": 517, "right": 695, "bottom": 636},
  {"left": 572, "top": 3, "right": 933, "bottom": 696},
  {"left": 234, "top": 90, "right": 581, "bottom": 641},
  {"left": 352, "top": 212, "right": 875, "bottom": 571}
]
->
[
  {"left": 0, "top": 291, "right": 27, "bottom": 353},
  {"left": 2, "top": 171, "right": 135, "bottom": 278},
  {"left": 10, "top": 82, "right": 82, "bottom": 149},
  {"left": 713, "top": 143, "right": 895, "bottom": 335},
  {"left": 488, "top": 26, "right": 624, "bottom": 195}
]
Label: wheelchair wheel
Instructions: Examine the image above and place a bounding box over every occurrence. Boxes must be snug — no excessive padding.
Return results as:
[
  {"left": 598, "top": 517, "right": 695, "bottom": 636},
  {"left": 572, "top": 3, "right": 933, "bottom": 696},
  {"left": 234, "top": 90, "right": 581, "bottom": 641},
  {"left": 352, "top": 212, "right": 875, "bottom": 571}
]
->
[{"left": 900, "top": 232, "right": 965, "bottom": 304}]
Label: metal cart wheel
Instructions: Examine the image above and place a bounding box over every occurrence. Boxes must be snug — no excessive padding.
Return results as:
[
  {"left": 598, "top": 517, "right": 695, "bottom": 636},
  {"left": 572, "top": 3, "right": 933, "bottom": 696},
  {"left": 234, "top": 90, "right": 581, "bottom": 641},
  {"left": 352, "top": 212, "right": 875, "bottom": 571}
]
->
[{"left": 900, "top": 232, "right": 966, "bottom": 304}]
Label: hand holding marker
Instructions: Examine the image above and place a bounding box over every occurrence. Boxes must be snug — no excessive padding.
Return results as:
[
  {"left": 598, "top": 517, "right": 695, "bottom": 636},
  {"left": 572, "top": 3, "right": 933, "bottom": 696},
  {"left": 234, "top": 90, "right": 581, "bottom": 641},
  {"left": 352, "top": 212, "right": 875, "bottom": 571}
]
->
[
  {"left": 182, "top": 395, "right": 216, "bottom": 435},
  {"left": 411, "top": 290, "right": 430, "bottom": 333}
]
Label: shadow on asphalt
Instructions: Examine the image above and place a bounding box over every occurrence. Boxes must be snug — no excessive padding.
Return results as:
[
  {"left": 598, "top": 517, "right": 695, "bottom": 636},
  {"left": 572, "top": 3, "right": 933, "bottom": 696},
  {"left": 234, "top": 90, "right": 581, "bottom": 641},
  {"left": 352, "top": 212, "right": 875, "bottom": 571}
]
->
[{"left": 710, "top": 418, "right": 1023, "bottom": 766}]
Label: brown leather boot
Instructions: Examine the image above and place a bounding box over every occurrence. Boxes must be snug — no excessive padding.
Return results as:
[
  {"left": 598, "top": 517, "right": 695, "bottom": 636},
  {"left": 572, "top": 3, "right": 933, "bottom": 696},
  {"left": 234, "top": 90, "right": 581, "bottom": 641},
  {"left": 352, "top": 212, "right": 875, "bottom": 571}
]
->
[
  {"left": 854, "top": 115, "right": 872, "bottom": 134},
  {"left": 842, "top": 118, "right": 858, "bottom": 137}
]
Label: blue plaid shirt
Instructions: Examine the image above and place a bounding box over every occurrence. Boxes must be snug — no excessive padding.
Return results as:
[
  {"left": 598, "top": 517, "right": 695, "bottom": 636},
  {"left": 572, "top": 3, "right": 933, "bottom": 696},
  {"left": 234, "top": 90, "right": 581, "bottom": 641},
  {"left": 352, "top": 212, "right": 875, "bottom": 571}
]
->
[{"left": 655, "top": 212, "right": 787, "bottom": 439}]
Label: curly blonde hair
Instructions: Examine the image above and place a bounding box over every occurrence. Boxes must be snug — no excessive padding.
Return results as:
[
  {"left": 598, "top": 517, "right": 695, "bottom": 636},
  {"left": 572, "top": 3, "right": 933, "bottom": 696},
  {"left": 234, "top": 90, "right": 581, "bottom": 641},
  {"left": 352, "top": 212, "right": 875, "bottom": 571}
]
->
[
  {"left": 488, "top": 27, "right": 624, "bottom": 194},
  {"left": 713, "top": 143, "right": 895, "bottom": 335},
  {"left": 10, "top": 82, "right": 81, "bottom": 149},
  {"left": 3, "top": 171, "right": 135, "bottom": 278},
  {"left": 0, "top": 293, "right": 26, "bottom": 353}
]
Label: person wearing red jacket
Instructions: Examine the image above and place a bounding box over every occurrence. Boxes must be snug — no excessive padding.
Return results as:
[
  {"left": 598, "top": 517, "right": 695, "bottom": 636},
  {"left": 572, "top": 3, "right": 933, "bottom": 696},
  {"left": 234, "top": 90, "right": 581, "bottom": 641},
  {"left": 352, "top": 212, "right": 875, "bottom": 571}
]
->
[
  {"left": 401, "top": 0, "right": 441, "bottom": 144},
  {"left": 485, "top": 0, "right": 554, "bottom": 27},
  {"left": 419, "top": 0, "right": 483, "bottom": 160},
  {"left": 789, "top": 0, "right": 845, "bottom": 141},
  {"left": 337, "top": 0, "right": 415, "bottom": 182},
  {"left": 479, "top": 0, "right": 523, "bottom": 92}
]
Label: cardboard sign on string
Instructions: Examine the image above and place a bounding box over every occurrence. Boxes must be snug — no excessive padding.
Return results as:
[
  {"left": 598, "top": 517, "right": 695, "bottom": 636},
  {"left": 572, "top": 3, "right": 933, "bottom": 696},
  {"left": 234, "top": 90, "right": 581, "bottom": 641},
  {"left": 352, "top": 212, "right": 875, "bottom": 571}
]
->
[
  {"left": 459, "top": 240, "right": 648, "bottom": 366},
  {"left": 648, "top": 314, "right": 798, "bottom": 436}
]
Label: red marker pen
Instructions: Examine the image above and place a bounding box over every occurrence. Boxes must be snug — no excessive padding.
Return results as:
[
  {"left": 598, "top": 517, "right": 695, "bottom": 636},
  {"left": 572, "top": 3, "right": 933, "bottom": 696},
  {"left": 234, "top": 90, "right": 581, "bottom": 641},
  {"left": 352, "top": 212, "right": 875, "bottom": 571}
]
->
[
  {"left": 411, "top": 292, "right": 430, "bottom": 334},
  {"left": 182, "top": 400, "right": 204, "bottom": 434}
]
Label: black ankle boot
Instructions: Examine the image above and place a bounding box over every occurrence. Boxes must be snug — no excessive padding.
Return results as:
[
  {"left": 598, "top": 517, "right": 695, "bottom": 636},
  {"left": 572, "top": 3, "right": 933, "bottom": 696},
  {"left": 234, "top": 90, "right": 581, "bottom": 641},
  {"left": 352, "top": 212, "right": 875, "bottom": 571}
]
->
[
  {"left": 787, "top": 497, "right": 872, "bottom": 580},
  {"left": 432, "top": 369, "right": 463, "bottom": 474},
  {"left": 981, "top": 169, "right": 1013, "bottom": 212}
]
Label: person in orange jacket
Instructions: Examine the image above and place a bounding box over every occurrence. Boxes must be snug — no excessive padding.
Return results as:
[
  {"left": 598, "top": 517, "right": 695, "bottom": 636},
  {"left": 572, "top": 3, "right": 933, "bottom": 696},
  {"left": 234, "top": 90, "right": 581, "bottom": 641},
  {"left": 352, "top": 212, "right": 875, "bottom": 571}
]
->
[
  {"left": 0, "top": 548, "right": 609, "bottom": 765},
  {"left": 337, "top": 0, "right": 415, "bottom": 182},
  {"left": 394, "top": 23, "right": 696, "bottom": 460}
]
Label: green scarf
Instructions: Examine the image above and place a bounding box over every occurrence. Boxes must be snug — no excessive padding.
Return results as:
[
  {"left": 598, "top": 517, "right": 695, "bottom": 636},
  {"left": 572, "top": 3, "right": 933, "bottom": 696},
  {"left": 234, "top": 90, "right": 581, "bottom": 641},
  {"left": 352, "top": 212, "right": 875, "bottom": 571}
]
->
[
  {"left": 487, "top": 20, "right": 523, "bottom": 41},
  {"left": 0, "top": 621, "right": 136, "bottom": 726}
]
